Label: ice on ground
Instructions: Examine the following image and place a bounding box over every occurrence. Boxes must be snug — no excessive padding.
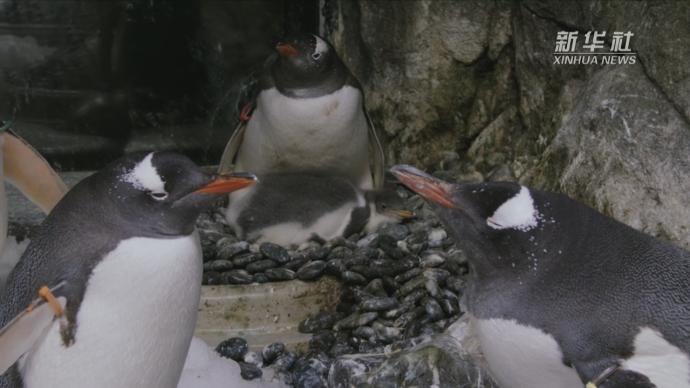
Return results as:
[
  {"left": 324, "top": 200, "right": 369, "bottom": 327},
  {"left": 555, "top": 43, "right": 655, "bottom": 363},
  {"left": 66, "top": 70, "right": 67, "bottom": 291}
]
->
[
  {"left": 0, "top": 236, "right": 28, "bottom": 288},
  {"left": 178, "top": 337, "right": 285, "bottom": 388}
]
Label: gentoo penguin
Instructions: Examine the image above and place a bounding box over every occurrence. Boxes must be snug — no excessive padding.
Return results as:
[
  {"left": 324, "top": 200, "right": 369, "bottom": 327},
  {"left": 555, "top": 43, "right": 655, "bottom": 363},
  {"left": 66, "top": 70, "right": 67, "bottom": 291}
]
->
[
  {"left": 0, "top": 122, "right": 67, "bottom": 253},
  {"left": 0, "top": 151, "right": 256, "bottom": 388},
  {"left": 217, "top": 33, "right": 385, "bottom": 191},
  {"left": 391, "top": 165, "right": 690, "bottom": 388},
  {"left": 226, "top": 173, "right": 411, "bottom": 247}
]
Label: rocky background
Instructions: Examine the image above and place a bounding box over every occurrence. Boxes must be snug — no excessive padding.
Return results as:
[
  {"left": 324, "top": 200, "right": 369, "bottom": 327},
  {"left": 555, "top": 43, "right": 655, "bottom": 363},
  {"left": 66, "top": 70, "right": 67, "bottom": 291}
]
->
[{"left": 323, "top": 0, "right": 690, "bottom": 249}]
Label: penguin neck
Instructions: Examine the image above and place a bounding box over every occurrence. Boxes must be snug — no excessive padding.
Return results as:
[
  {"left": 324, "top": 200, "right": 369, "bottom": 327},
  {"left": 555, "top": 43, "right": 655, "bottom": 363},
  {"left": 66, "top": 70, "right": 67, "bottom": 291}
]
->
[{"left": 270, "top": 59, "right": 351, "bottom": 99}]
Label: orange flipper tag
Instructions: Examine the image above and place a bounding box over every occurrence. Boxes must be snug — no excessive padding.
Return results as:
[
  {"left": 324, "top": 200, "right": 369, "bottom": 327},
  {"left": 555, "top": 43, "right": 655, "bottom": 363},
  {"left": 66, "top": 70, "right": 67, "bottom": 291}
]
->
[{"left": 38, "top": 286, "right": 64, "bottom": 318}]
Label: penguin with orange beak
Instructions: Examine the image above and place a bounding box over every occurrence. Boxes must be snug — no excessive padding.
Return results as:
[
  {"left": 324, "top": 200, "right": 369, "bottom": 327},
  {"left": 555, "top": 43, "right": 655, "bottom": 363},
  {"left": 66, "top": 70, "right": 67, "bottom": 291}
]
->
[
  {"left": 391, "top": 164, "right": 689, "bottom": 388},
  {"left": 0, "top": 152, "right": 256, "bottom": 388},
  {"left": 217, "top": 33, "right": 385, "bottom": 192}
]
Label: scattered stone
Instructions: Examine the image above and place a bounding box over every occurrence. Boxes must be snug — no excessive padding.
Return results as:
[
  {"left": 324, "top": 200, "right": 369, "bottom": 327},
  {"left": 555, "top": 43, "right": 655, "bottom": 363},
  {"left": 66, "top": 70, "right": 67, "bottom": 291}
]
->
[
  {"left": 341, "top": 271, "right": 367, "bottom": 285},
  {"left": 421, "top": 252, "right": 445, "bottom": 268},
  {"left": 297, "top": 260, "right": 327, "bottom": 281},
  {"left": 360, "top": 296, "right": 398, "bottom": 312},
  {"left": 352, "top": 326, "right": 375, "bottom": 340},
  {"left": 273, "top": 351, "right": 297, "bottom": 373},
  {"left": 243, "top": 351, "right": 263, "bottom": 367},
  {"left": 265, "top": 267, "right": 296, "bottom": 281},
  {"left": 246, "top": 259, "right": 278, "bottom": 273},
  {"left": 424, "top": 298, "right": 445, "bottom": 321},
  {"left": 309, "top": 331, "right": 336, "bottom": 352},
  {"left": 239, "top": 362, "right": 262, "bottom": 380},
  {"left": 428, "top": 228, "right": 447, "bottom": 248},
  {"left": 334, "top": 312, "right": 378, "bottom": 331},
  {"left": 232, "top": 252, "right": 261, "bottom": 268},
  {"left": 252, "top": 273, "right": 269, "bottom": 283},
  {"left": 324, "top": 259, "right": 346, "bottom": 276},
  {"left": 363, "top": 278, "right": 387, "bottom": 297},
  {"left": 202, "top": 271, "right": 222, "bottom": 285},
  {"left": 377, "top": 223, "right": 410, "bottom": 241},
  {"left": 221, "top": 269, "right": 253, "bottom": 285},
  {"left": 216, "top": 239, "right": 250, "bottom": 260},
  {"left": 262, "top": 342, "right": 286, "bottom": 365},
  {"left": 260, "top": 242, "right": 291, "bottom": 264},
  {"left": 216, "top": 337, "right": 248, "bottom": 362}
]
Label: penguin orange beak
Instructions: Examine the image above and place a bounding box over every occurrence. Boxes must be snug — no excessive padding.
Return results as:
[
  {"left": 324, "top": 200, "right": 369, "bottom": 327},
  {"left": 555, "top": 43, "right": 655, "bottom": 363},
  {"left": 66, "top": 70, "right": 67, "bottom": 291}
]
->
[
  {"left": 276, "top": 43, "right": 299, "bottom": 57},
  {"left": 385, "top": 209, "right": 415, "bottom": 219},
  {"left": 195, "top": 173, "right": 257, "bottom": 194},
  {"left": 390, "top": 165, "right": 457, "bottom": 209}
]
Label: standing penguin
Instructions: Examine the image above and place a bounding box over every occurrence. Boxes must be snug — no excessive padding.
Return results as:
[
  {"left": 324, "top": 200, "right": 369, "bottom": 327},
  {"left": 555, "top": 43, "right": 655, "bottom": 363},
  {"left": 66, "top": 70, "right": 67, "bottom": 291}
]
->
[
  {"left": 226, "top": 173, "right": 411, "bottom": 247},
  {"left": 0, "top": 122, "right": 67, "bottom": 253},
  {"left": 0, "top": 151, "right": 256, "bottom": 388},
  {"left": 217, "top": 33, "right": 385, "bottom": 191},
  {"left": 391, "top": 165, "right": 690, "bottom": 388}
]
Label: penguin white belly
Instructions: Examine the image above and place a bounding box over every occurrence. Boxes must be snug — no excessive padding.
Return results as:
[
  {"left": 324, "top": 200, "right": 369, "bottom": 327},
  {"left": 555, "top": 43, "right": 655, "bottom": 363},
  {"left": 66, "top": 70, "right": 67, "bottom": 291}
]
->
[
  {"left": 473, "top": 317, "right": 582, "bottom": 388},
  {"left": 622, "top": 327, "right": 690, "bottom": 388},
  {"left": 21, "top": 233, "right": 203, "bottom": 388},
  {"left": 236, "top": 86, "right": 372, "bottom": 189}
]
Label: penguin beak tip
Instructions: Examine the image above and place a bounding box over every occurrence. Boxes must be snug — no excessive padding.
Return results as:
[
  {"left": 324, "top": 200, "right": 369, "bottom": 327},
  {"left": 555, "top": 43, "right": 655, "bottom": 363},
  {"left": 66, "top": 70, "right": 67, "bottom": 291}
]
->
[
  {"left": 390, "top": 165, "right": 457, "bottom": 209},
  {"left": 195, "top": 173, "right": 257, "bottom": 194}
]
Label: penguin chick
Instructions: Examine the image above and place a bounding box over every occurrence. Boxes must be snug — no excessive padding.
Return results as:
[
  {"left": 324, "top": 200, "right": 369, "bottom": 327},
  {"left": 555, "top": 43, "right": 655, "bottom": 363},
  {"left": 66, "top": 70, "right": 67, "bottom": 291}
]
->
[
  {"left": 391, "top": 164, "right": 689, "bottom": 388},
  {"left": 0, "top": 152, "right": 256, "bottom": 388},
  {"left": 218, "top": 33, "right": 385, "bottom": 191},
  {"left": 364, "top": 187, "right": 414, "bottom": 233},
  {"left": 226, "top": 172, "right": 370, "bottom": 247}
]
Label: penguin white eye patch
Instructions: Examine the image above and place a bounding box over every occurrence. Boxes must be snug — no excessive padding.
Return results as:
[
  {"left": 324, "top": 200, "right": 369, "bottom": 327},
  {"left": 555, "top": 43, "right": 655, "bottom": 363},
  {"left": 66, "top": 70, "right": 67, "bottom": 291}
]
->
[
  {"left": 487, "top": 186, "right": 539, "bottom": 231},
  {"left": 121, "top": 152, "right": 167, "bottom": 194}
]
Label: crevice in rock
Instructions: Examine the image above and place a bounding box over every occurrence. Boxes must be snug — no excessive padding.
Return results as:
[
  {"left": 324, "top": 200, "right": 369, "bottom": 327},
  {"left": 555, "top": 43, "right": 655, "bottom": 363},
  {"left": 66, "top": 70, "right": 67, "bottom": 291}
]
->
[
  {"left": 521, "top": 2, "right": 690, "bottom": 130},
  {"left": 636, "top": 55, "right": 690, "bottom": 130}
]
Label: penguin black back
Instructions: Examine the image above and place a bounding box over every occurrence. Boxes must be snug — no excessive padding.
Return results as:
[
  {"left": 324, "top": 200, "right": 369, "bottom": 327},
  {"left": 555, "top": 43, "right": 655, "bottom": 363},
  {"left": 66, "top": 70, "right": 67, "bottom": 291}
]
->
[
  {"left": 392, "top": 165, "right": 690, "bottom": 387},
  {"left": 0, "top": 152, "right": 256, "bottom": 387}
]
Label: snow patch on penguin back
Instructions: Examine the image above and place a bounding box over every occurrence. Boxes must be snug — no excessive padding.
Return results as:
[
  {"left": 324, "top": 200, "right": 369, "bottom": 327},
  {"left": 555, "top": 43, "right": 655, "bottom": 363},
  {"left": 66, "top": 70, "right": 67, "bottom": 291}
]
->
[
  {"left": 121, "top": 152, "right": 166, "bottom": 194},
  {"left": 487, "top": 186, "right": 540, "bottom": 232}
]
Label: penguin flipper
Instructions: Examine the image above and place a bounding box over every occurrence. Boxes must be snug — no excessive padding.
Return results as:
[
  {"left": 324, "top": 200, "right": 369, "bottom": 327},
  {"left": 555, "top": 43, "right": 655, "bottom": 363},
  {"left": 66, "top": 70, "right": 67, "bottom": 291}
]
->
[
  {"left": 3, "top": 130, "right": 67, "bottom": 214},
  {"left": 217, "top": 121, "right": 247, "bottom": 175},
  {"left": 364, "top": 107, "right": 386, "bottom": 190},
  {"left": 0, "top": 286, "right": 67, "bottom": 375}
]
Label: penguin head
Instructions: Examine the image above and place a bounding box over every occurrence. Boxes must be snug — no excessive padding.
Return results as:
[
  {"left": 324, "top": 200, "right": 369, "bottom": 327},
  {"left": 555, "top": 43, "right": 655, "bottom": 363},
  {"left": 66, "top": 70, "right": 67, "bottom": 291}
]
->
[
  {"left": 367, "top": 189, "right": 415, "bottom": 222},
  {"left": 106, "top": 152, "right": 256, "bottom": 236},
  {"left": 391, "top": 165, "right": 545, "bottom": 275},
  {"left": 272, "top": 33, "right": 342, "bottom": 89}
]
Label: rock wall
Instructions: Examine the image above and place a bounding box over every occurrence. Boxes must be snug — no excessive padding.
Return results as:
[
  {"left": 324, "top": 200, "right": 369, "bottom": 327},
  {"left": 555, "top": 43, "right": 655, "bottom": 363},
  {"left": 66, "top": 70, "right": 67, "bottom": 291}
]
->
[{"left": 325, "top": 0, "right": 690, "bottom": 249}]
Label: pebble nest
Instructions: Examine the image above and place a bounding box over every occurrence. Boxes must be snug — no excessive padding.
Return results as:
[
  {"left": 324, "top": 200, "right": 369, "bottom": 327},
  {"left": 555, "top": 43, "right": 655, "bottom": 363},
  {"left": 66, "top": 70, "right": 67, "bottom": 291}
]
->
[{"left": 196, "top": 185, "right": 472, "bottom": 387}]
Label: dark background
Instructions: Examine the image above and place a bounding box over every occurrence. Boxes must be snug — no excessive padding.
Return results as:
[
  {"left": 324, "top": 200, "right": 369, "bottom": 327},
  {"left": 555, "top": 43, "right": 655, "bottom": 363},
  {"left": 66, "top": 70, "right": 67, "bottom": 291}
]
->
[{"left": 0, "top": 0, "right": 319, "bottom": 170}]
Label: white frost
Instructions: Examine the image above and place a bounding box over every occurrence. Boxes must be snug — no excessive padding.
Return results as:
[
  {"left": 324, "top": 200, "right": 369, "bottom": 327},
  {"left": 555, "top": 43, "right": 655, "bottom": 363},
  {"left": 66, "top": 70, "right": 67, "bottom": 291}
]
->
[{"left": 487, "top": 186, "right": 538, "bottom": 231}]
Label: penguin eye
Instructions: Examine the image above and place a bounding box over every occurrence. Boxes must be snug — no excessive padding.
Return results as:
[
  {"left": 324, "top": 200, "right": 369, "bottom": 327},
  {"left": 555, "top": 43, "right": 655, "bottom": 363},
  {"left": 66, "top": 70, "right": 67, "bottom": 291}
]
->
[
  {"left": 312, "top": 52, "right": 322, "bottom": 60},
  {"left": 150, "top": 191, "right": 168, "bottom": 201}
]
